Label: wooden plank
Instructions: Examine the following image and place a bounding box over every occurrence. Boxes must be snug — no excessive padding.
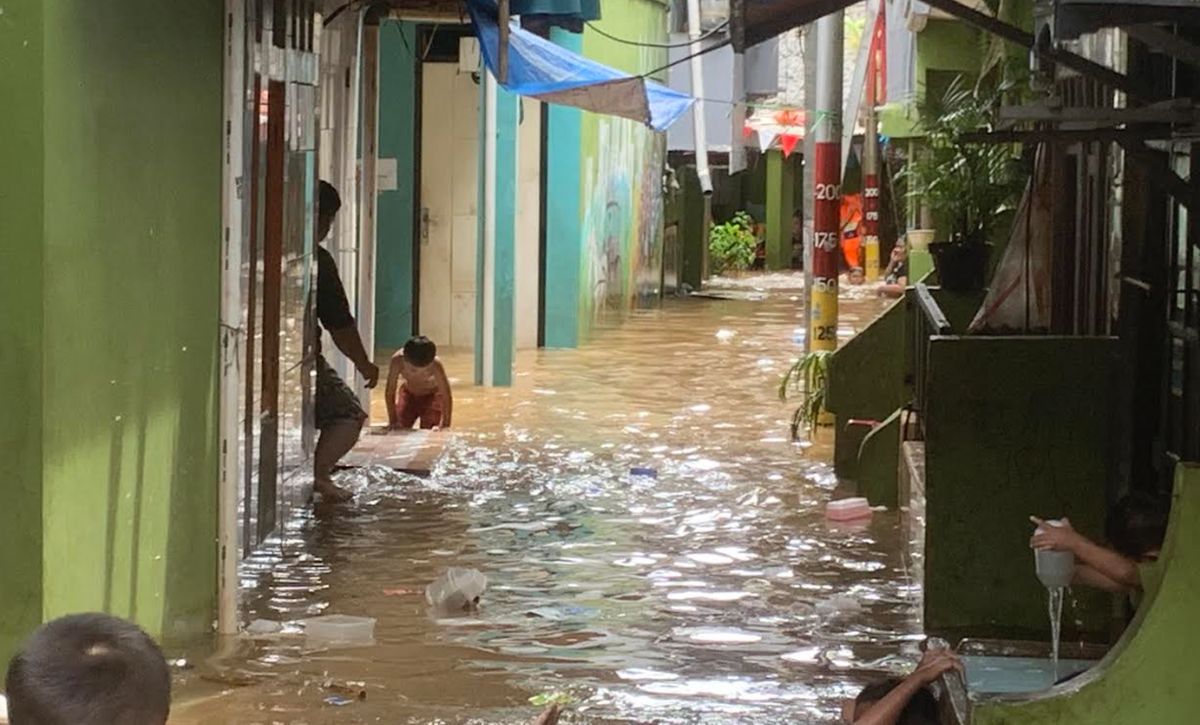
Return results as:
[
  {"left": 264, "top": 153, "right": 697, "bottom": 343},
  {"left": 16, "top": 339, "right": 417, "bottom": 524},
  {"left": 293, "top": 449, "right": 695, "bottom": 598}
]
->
[{"left": 339, "top": 428, "right": 453, "bottom": 477}]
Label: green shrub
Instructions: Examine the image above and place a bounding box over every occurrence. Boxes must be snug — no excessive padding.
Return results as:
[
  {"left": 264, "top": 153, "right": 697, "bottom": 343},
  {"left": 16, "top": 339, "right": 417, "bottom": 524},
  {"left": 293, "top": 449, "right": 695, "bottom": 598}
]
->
[{"left": 708, "top": 211, "right": 757, "bottom": 274}]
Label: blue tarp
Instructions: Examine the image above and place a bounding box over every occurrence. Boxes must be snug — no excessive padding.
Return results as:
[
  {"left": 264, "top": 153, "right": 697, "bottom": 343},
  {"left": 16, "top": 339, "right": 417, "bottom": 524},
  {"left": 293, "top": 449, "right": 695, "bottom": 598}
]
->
[{"left": 466, "top": 1, "right": 694, "bottom": 132}]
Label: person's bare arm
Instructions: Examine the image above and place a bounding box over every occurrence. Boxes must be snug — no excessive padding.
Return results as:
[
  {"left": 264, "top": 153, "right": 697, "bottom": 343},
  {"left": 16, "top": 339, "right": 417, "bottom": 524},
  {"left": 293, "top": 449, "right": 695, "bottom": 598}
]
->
[
  {"left": 385, "top": 352, "right": 404, "bottom": 428},
  {"left": 1031, "top": 517, "right": 1141, "bottom": 590},
  {"left": 434, "top": 360, "right": 453, "bottom": 428},
  {"left": 854, "top": 651, "right": 963, "bottom": 725},
  {"left": 329, "top": 326, "right": 379, "bottom": 388},
  {"left": 879, "top": 277, "right": 907, "bottom": 298},
  {"left": 1074, "top": 564, "right": 1130, "bottom": 593}
]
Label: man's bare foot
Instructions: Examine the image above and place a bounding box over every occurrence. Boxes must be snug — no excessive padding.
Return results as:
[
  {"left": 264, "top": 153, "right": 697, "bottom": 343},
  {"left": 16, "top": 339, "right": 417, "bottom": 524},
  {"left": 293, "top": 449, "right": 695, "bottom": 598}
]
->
[{"left": 313, "top": 479, "right": 353, "bottom": 503}]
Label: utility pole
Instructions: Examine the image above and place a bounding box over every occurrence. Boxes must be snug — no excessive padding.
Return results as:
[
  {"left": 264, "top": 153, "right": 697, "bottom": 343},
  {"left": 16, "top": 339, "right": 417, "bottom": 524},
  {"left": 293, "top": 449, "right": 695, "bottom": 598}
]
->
[
  {"left": 802, "top": 24, "right": 817, "bottom": 351},
  {"left": 810, "top": 11, "right": 843, "bottom": 351},
  {"left": 862, "top": 14, "right": 882, "bottom": 282}
]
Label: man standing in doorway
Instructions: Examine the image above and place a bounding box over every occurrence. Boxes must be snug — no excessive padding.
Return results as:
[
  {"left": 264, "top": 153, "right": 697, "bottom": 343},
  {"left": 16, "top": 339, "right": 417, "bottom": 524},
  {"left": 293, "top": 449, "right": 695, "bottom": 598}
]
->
[{"left": 313, "top": 181, "right": 379, "bottom": 502}]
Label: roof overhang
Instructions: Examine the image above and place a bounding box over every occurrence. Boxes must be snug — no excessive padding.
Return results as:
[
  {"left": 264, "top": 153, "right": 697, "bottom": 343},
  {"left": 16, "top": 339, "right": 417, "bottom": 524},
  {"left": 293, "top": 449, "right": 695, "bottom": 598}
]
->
[
  {"left": 744, "top": 0, "right": 860, "bottom": 47},
  {"left": 1054, "top": 0, "right": 1200, "bottom": 40}
]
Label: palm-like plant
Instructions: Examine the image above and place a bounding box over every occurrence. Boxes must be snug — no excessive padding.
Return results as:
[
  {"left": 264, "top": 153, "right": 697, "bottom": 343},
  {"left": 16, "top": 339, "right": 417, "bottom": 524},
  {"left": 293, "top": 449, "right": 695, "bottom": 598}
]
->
[
  {"left": 903, "top": 75, "right": 1025, "bottom": 246},
  {"left": 779, "top": 350, "right": 833, "bottom": 440}
]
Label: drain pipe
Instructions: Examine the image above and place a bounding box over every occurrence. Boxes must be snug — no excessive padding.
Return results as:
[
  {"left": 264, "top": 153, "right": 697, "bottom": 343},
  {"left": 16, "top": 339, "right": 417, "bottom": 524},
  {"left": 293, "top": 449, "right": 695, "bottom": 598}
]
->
[{"left": 686, "top": 0, "right": 713, "bottom": 195}]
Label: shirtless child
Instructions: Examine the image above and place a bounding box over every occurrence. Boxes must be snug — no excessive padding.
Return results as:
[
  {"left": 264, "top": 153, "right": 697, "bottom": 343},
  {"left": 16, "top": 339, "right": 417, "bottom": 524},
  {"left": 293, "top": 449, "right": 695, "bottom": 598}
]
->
[{"left": 385, "top": 336, "right": 453, "bottom": 430}]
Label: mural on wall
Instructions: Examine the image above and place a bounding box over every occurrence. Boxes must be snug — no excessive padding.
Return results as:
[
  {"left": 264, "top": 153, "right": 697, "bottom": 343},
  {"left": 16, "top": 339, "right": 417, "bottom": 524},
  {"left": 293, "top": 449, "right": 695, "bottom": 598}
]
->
[
  {"left": 578, "top": 117, "right": 665, "bottom": 334},
  {"left": 576, "top": 0, "right": 669, "bottom": 340}
]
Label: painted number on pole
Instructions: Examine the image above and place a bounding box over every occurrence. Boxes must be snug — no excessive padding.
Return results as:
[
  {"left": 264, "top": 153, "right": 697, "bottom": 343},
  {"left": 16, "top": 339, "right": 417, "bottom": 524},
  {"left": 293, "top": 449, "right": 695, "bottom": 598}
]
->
[
  {"left": 810, "top": 141, "right": 841, "bottom": 351},
  {"left": 815, "top": 183, "right": 841, "bottom": 200}
]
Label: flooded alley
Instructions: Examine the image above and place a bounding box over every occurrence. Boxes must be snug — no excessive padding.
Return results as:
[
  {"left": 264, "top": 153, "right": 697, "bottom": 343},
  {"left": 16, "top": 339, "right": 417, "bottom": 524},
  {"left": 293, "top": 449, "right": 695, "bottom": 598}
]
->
[{"left": 176, "top": 279, "right": 918, "bottom": 724}]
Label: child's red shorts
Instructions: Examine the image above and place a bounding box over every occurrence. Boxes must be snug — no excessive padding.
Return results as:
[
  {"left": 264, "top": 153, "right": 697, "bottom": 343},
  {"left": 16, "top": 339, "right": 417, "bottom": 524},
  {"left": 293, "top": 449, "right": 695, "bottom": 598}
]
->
[{"left": 394, "top": 386, "right": 445, "bottom": 429}]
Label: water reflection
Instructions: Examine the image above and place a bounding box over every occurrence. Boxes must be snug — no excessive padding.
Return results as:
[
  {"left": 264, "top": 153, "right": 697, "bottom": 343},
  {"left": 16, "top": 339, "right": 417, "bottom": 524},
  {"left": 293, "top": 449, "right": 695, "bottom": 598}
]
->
[{"left": 176, "top": 277, "right": 921, "bottom": 724}]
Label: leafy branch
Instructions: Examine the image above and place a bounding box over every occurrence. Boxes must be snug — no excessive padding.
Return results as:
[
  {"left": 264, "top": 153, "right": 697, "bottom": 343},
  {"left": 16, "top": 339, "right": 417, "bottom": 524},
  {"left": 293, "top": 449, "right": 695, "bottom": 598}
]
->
[{"left": 779, "top": 350, "right": 833, "bottom": 440}]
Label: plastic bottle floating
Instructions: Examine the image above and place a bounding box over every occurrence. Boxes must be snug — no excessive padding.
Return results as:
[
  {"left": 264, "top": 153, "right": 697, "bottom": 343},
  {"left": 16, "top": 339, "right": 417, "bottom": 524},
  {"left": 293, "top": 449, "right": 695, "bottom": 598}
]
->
[
  {"left": 825, "top": 497, "right": 873, "bottom": 522},
  {"left": 426, "top": 567, "right": 488, "bottom": 613}
]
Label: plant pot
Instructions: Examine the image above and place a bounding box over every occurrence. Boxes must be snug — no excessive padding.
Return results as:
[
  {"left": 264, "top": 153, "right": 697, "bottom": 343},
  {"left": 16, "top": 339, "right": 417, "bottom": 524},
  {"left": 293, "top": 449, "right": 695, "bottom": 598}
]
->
[
  {"left": 929, "top": 240, "right": 988, "bottom": 292},
  {"left": 906, "top": 229, "right": 935, "bottom": 253}
]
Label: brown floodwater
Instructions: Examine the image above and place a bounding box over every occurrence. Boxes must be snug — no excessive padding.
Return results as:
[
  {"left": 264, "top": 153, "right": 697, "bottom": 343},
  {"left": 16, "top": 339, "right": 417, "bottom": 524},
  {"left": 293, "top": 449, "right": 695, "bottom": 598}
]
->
[{"left": 174, "top": 274, "right": 920, "bottom": 724}]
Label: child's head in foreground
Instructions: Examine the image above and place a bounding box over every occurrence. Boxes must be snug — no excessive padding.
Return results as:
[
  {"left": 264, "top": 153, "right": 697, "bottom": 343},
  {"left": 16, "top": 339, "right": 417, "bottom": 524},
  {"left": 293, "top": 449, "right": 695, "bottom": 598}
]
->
[
  {"left": 1106, "top": 490, "right": 1170, "bottom": 562},
  {"left": 848, "top": 266, "right": 866, "bottom": 285},
  {"left": 403, "top": 335, "right": 437, "bottom": 368},
  {"left": 5, "top": 613, "right": 170, "bottom": 725},
  {"left": 851, "top": 677, "right": 940, "bottom": 725}
]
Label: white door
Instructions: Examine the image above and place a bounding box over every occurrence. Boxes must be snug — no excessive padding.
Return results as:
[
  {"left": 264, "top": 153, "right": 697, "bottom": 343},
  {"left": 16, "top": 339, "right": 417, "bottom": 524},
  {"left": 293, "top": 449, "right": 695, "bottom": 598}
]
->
[
  {"left": 419, "top": 62, "right": 479, "bottom": 350},
  {"left": 516, "top": 99, "right": 542, "bottom": 350}
]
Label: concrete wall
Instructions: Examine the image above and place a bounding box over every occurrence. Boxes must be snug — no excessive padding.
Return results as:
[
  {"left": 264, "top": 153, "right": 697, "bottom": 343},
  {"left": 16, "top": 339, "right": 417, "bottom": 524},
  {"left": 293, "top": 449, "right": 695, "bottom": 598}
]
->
[
  {"left": 826, "top": 299, "right": 908, "bottom": 480},
  {"left": 375, "top": 20, "right": 418, "bottom": 349},
  {"left": 0, "top": 0, "right": 47, "bottom": 668},
  {"left": 923, "top": 337, "right": 1118, "bottom": 641},
  {"left": 577, "top": 0, "right": 668, "bottom": 339},
  {"left": 542, "top": 30, "right": 585, "bottom": 348},
  {"left": 0, "top": 0, "right": 223, "bottom": 663}
]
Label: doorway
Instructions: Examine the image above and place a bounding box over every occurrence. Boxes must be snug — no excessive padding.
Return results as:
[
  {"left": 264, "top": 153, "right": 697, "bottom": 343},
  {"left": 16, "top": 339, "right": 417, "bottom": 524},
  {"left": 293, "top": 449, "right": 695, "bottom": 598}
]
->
[{"left": 417, "top": 33, "right": 480, "bottom": 350}]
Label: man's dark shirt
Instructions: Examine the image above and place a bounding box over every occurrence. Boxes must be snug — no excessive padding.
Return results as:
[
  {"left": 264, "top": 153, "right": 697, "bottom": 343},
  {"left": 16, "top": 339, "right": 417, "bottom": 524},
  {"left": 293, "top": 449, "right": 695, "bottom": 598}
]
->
[{"left": 316, "top": 245, "right": 354, "bottom": 353}]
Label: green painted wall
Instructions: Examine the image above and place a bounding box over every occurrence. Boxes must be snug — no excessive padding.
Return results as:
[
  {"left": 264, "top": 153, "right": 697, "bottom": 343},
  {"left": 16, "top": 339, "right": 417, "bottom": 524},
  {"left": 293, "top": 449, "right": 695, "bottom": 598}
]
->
[
  {"left": 376, "top": 20, "right": 418, "bottom": 349},
  {"left": 974, "top": 464, "right": 1200, "bottom": 725},
  {"left": 543, "top": 29, "right": 585, "bottom": 348},
  {"left": 857, "top": 410, "right": 903, "bottom": 508},
  {"left": 0, "top": 0, "right": 224, "bottom": 657},
  {"left": 577, "top": 0, "right": 667, "bottom": 339},
  {"left": 826, "top": 299, "right": 908, "bottom": 479},
  {"left": 764, "top": 151, "right": 798, "bottom": 271},
  {"left": 923, "top": 337, "right": 1117, "bottom": 641},
  {"left": 0, "top": 0, "right": 47, "bottom": 666},
  {"left": 916, "top": 19, "right": 981, "bottom": 97}
]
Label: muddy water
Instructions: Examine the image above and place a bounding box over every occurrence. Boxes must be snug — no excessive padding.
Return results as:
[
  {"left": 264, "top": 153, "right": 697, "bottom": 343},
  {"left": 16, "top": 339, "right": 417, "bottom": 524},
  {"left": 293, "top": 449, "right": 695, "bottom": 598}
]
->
[{"left": 176, "top": 275, "right": 920, "bottom": 724}]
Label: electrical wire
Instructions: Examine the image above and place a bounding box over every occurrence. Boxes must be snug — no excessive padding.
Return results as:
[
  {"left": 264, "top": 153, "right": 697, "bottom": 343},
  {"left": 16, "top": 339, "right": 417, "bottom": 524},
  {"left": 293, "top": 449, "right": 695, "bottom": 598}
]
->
[
  {"left": 637, "top": 36, "right": 731, "bottom": 79},
  {"left": 586, "top": 19, "right": 729, "bottom": 49}
]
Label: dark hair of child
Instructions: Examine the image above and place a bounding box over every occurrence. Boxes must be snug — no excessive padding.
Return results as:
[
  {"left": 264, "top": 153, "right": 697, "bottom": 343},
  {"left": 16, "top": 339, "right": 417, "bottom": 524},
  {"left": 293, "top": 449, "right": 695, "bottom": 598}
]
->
[
  {"left": 5, "top": 613, "right": 171, "bottom": 725},
  {"left": 855, "top": 677, "right": 940, "bottom": 725},
  {"left": 403, "top": 335, "right": 438, "bottom": 368},
  {"left": 1106, "top": 490, "right": 1171, "bottom": 560}
]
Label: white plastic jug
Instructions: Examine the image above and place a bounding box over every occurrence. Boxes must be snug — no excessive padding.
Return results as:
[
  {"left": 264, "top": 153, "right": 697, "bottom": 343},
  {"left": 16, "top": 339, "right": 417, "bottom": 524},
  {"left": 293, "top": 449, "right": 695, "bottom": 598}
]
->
[
  {"left": 1034, "top": 520, "right": 1076, "bottom": 589},
  {"left": 426, "top": 567, "right": 488, "bottom": 612}
]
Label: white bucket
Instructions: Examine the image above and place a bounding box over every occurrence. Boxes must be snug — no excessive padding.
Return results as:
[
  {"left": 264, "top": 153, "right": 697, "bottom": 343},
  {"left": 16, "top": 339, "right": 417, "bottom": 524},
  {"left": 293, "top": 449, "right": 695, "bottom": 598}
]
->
[{"left": 906, "top": 229, "right": 935, "bottom": 253}]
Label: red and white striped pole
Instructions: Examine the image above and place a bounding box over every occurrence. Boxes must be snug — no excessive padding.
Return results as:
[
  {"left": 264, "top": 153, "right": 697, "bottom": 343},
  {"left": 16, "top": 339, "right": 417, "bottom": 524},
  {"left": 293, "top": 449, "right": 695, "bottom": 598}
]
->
[
  {"left": 862, "top": 11, "right": 884, "bottom": 281},
  {"left": 809, "top": 11, "right": 843, "bottom": 351}
]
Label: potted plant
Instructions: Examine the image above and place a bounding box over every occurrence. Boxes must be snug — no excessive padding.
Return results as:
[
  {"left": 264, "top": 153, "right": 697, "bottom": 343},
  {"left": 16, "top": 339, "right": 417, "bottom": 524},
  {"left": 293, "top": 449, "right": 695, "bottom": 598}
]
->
[
  {"left": 708, "top": 211, "right": 758, "bottom": 276},
  {"left": 902, "top": 76, "right": 1024, "bottom": 291}
]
